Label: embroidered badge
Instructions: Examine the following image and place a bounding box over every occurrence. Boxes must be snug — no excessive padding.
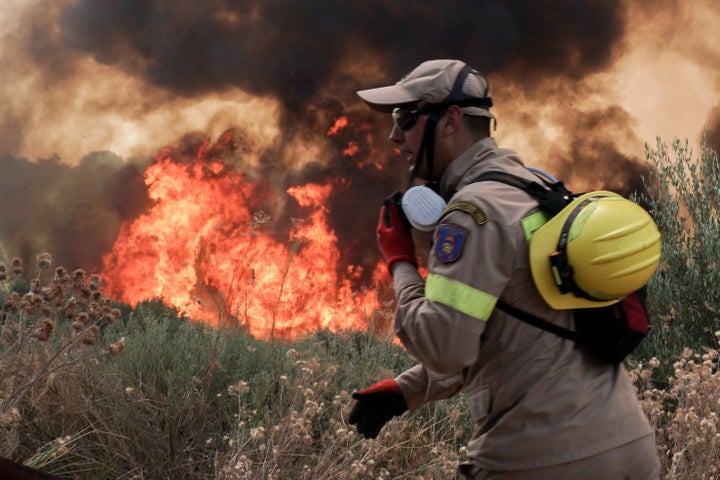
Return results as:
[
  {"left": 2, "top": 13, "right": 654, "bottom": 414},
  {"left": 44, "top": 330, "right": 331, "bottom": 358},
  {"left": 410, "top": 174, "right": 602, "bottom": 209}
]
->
[
  {"left": 441, "top": 201, "right": 488, "bottom": 225},
  {"left": 435, "top": 224, "right": 469, "bottom": 263}
]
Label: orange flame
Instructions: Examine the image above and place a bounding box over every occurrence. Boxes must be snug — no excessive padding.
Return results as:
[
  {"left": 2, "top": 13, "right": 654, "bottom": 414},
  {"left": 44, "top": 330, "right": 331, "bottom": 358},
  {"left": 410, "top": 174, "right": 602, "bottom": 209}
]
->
[
  {"left": 100, "top": 131, "right": 391, "bottom": 339},
  {"left": 326, "top": 116, "right": 349, "bottom": 136}
]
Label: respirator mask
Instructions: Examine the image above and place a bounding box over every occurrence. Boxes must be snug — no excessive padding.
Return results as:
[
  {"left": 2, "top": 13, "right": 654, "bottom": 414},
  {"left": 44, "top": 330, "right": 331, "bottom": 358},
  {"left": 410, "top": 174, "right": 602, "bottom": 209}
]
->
[{"left": 396, "top": 185, "right": 447, "bottom": 232}]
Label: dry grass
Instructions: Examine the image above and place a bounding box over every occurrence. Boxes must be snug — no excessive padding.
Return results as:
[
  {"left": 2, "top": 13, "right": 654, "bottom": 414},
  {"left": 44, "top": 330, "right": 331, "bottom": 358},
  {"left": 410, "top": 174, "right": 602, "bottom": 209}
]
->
[
  {"left": 3, "top": 138, "right": 720, "bottom": 478},
  {"left": 214, "top": 351, "right": 464, "bottom": 480},
  {"left": 630, "top": 344, "right": 720, "bottom": 479},
  {"left": 2, "top": 255, "right": 719, "bottom": 478},
  {"left": 0, "top": 254, "right": 124, "bottom": 468},
  {"left": 0, "top": 257, "right": 469, "bottom": 478}
]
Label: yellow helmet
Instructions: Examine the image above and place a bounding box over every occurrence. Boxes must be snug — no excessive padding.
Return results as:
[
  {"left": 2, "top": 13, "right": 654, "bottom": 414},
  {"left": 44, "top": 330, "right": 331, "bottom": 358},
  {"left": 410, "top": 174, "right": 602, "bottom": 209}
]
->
[{"left": 529, "top": 191, "right": 662, "bottom": 310}]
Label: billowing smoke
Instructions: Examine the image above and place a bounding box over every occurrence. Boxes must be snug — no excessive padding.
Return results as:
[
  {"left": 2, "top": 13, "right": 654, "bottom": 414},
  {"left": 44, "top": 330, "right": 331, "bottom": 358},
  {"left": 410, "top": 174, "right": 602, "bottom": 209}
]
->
[
  {"left": 0, "top": 153, "right": 149, "bottom": 270},
  {"left": 56, "top": 2, "right": 620, "bottom": 101},
  {"left": 0, "top": 0, "right": 714, "bottom": 278}
]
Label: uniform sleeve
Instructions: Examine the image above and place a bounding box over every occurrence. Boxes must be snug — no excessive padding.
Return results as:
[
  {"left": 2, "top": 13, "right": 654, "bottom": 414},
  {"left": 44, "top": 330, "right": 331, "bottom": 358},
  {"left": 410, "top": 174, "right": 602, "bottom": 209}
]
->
[
  {"left": 393, "top": 364, "right": 465, "bottom": 411},
  {"left": 392, "top": 203, "right": 517, "bottom": 374}
]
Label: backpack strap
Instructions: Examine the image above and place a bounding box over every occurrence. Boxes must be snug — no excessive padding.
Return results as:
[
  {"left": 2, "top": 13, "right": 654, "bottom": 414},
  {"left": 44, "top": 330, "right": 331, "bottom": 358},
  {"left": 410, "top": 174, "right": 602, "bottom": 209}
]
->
[
  {"left": 495, "top": 300, "right": 581, "bottom": 343},
  {"left": 469, "top": 171, "right": 574, "bottom": 216},
  {"left": 469, "top": 170, "right": 582, "bottom": 344}
]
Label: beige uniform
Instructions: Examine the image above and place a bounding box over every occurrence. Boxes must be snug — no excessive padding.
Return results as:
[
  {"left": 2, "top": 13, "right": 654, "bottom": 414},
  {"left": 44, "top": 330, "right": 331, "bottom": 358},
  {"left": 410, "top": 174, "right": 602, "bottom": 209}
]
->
[{"left": 391, "top": 138, "right": 654, "bottom": 473}]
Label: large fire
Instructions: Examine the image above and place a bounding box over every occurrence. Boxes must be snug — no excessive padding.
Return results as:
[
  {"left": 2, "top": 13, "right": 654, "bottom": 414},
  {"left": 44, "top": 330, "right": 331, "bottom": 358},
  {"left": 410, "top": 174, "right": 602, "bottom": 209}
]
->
[{"left": 100, "top": 130, "right": 390, "bottom": 339}]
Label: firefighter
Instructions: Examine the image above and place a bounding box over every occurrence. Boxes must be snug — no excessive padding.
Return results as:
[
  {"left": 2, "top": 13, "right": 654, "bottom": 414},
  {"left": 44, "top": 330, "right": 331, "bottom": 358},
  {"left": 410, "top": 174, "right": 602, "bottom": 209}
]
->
[{"left": 349, "top": 59, "right": 660, "bottom": 479}]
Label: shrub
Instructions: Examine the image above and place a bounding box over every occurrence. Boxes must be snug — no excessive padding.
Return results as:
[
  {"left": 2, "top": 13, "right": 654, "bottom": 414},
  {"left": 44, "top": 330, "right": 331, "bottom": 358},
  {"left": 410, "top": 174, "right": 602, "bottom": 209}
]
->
[{"left": 631, "top": 138, "right": 720, "bottom": 379}]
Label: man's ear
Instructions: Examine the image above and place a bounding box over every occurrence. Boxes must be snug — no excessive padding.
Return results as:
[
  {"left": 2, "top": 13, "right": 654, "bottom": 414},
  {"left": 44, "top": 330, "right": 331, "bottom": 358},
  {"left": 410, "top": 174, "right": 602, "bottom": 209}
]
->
[{"left": 440, "top": 105, "right": 464, "bottom": 137}]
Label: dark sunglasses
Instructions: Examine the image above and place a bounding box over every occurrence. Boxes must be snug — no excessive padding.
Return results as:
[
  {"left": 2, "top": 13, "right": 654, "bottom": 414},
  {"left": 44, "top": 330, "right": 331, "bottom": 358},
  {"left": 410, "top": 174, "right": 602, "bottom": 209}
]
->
[{"left": 392, "top": 105, "right": 423, "bottom": 131}]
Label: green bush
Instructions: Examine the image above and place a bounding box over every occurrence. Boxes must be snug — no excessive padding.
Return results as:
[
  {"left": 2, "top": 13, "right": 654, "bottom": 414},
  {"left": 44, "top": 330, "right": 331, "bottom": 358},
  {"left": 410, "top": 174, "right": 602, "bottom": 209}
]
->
[{"left": 633, "top": 137, "right": 720, "bottom": 367}]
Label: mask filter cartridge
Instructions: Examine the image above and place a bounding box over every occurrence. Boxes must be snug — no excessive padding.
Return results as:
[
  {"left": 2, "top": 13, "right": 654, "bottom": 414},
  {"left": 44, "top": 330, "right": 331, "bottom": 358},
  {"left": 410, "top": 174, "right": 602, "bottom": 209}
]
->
[{"left": 401, "top": 186, "right": 447, "bottom": 232}]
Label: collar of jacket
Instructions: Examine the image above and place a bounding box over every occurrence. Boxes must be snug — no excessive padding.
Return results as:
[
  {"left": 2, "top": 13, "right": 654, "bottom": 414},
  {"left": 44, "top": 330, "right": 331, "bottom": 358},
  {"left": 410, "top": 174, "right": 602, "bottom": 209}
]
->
[
  {"left": 438, "top": 137, "right": 529, "bottom": 201},
  {"left": 438, "top": 137, "right": 499, "bottom": 199}
]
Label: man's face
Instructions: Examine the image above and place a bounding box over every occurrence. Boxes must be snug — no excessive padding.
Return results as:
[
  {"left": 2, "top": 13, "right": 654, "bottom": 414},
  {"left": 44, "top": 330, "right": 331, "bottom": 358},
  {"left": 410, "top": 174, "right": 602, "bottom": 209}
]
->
[{"left": 389, "top": 104, "right": 432, "bottom": 180}]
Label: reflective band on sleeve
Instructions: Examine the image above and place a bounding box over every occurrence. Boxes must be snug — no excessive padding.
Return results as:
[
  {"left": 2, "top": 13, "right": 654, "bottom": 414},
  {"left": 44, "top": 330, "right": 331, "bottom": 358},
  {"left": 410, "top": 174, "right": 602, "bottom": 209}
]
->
[
  {"left": 521, "top": 210, "right": 551, "bottom": 241},
  {"left": 425, "top": 273, "right": 497, "bottom": 321}
]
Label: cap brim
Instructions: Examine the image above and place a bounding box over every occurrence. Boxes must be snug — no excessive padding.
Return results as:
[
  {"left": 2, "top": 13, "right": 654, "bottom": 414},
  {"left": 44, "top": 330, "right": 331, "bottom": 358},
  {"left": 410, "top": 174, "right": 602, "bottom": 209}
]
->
[
  {"left": 356, "top": 85, "right": 418, "bottom": 112},
  {"left": 529, "top": 191, "right": 621, "bottom": 310}
]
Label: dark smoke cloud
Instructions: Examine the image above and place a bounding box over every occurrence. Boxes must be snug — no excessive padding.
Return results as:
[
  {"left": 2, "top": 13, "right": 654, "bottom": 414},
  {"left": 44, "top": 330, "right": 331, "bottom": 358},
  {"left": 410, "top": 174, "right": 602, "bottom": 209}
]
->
[
  {"left": 57, "top": 0, "right": 626, "bottom": 105},
  {"left": 55, "top": 0, "right": 635, "bottom": 185},
  {"left": 0, "top": 154, "right": 150, "bottom": 271},
  {"left": 547, "top": 106, "right": 645, "bottom": 194},
  {"left": 4, "top": 0, "right": 645, "bottom": 280}
]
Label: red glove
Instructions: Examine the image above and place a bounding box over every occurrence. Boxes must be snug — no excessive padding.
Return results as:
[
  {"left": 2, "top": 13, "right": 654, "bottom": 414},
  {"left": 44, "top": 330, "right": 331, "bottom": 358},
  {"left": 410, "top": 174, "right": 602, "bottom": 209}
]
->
[
  {"left": 348, "top": 379, "right": 408, "bottom": 439},
  {"left": 376, "top": 198, "right": 417, "bottom": 274}
]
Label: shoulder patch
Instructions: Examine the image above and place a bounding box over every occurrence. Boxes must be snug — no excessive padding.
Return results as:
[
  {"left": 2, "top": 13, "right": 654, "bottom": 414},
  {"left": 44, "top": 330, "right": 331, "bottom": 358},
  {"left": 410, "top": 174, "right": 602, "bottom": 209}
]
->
[
  {"left": 435, "top": 224, "right": 469, "bottom": 263},
  {"left": 442, "top": 201, "right": 488, "bottom": 225}
]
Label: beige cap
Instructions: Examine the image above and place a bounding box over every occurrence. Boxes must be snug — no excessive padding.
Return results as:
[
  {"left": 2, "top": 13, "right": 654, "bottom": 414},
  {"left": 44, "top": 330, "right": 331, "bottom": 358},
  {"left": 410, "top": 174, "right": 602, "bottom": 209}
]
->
[{"left": 357, "top": 59, "right": 494, "bottom": 119}]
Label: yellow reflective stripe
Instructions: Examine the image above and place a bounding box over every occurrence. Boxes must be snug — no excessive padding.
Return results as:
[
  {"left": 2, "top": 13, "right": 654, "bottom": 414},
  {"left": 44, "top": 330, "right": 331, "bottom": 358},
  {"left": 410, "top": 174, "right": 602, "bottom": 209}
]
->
[
  {"left": 521, "top": 210, "right": 551, "bottom": 241},
  {"left": 425, "top": 273, "right": 497, "bottom": 321}
]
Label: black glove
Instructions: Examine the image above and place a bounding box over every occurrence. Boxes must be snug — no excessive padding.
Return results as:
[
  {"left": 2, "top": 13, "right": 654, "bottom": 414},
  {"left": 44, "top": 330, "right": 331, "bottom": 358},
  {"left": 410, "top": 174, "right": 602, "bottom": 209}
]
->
[
  {"left": 382, "top": 191, "right": 412, "bottom": 230},
  {"left": 348, "top": 379, "right": 408, "bottom": 439}
]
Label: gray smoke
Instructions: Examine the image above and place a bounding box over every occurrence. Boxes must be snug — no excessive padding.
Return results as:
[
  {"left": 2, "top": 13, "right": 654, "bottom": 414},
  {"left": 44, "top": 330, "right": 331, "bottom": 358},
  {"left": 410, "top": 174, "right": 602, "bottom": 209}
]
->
[
  {"left": 0, "top": 153, "right": 150, "bottom": 271},
  {"left": 2, "top": 0, "right": 655, "bottom": 280},
  {"left": 56, "top": 1, "right": 625, "bottom": 104}
]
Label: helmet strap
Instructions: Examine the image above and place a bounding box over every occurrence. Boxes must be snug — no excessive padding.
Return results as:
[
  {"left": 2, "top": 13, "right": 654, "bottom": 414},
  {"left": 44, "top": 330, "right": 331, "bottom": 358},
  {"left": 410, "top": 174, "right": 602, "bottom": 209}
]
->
[{"left": 549, "top": 196, "right": 606, "bottom": 301}]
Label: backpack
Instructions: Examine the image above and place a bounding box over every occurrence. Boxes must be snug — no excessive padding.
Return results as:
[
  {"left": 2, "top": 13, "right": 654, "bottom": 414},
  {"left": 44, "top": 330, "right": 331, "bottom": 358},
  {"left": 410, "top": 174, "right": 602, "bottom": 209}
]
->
[{"left": 470, "top": 170, "right": 651, "bottom": 363}]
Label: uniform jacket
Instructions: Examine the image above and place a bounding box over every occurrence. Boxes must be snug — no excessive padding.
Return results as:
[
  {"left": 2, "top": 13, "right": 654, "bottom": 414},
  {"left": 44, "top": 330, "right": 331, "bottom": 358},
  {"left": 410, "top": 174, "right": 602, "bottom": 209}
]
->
[{"left": 391, "top": 137, "right": 652, "bottom": 471}]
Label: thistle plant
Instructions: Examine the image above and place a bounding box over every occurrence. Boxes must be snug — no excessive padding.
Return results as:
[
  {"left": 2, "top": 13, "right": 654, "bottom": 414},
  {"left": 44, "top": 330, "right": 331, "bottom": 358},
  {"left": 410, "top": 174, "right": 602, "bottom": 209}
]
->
[{"left": 0, "top": 253, "right": 125, "bottom": 458}]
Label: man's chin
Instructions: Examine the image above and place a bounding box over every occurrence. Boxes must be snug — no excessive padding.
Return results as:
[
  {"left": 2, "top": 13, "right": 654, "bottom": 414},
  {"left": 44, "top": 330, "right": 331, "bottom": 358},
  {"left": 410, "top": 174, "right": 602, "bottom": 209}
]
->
[{"left": 407, "top": 169, "right": 429, "bottom": 186}]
